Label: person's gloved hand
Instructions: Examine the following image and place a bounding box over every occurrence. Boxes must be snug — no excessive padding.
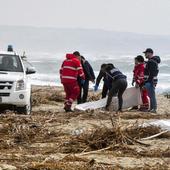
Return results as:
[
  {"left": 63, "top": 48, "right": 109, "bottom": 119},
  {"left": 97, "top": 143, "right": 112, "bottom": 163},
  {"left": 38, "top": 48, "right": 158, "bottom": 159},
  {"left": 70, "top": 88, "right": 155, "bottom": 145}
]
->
[
  {"left": 94, "top": 84, "right": 99, "bottom": 91},
  {"left": 81, "top": 79, "right": 85, "bottom": 85}
]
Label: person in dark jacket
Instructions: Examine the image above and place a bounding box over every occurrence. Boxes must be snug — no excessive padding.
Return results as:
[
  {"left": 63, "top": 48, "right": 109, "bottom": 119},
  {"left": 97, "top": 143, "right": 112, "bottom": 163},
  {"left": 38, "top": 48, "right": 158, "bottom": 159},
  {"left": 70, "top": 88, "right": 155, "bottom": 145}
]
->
[
  {"left": 77, "top": 56, "right": 95, "bottom": 104},
  {"left": 143, "top": 48, "right": 161, "bottom": 113},
  {"left": 105, "top": 64, "right": 127, "bottom": 112},
  {"left": 94, "top": 63, "right": 113, "bottom": 98}
]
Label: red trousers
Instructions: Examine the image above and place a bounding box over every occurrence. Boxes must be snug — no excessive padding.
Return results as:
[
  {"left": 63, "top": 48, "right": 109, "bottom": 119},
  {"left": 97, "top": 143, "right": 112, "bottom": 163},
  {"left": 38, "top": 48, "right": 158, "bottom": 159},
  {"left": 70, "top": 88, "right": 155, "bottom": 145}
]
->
[
  {"left": 141, "top": 89, "right": 149, "bottom": 109},
  {"left": 63, "top": 82, "right": 80, "bottom": 110}
]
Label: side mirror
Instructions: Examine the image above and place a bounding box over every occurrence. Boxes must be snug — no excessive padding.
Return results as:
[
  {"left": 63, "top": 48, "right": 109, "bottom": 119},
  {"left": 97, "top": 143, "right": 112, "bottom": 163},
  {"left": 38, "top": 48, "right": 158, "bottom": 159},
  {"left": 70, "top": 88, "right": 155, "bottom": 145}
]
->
[{"left": 26, "top": 67, "right": 36, "bottom": 75}]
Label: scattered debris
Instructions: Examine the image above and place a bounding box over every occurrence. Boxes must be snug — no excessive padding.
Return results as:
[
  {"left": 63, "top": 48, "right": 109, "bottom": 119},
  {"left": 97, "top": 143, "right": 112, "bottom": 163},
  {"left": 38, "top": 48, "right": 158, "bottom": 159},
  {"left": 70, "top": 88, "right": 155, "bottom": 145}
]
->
[{"left": 0, "top": 86, "right": 169, "bottom": 169}]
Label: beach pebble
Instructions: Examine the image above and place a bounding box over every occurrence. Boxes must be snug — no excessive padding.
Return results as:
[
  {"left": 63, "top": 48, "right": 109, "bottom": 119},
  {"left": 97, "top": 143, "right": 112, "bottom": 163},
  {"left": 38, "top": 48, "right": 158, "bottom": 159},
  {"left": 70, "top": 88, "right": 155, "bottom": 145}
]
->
[{"left": 71, "top": 128, "right": 84, "bottom": 136}]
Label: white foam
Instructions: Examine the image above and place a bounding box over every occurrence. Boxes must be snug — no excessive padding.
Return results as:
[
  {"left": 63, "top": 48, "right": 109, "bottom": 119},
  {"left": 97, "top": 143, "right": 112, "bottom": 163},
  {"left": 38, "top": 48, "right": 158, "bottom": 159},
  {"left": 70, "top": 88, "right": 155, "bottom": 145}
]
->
[{"left": 23, "top": 52, "right": 170, "bottom": 93}]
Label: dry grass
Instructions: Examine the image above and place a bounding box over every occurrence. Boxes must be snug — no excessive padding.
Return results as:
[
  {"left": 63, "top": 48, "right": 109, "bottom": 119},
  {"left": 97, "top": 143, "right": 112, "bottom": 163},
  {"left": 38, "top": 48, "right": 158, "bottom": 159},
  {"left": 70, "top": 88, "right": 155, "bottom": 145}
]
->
[
  {"left": 0, "top": 86, "right": 170, "bottom": 169},
  {"left": 56, "top": 115, "right": 170, "bottom": 157},
  {"left": 32, "top": 86, "right": 65, "bottom": 106},
  {"left": 22, "top": 155, "right": 170, "bottom": 170},
  {"left": 121, "top": 111, "right": 170, "bottom": 120}
]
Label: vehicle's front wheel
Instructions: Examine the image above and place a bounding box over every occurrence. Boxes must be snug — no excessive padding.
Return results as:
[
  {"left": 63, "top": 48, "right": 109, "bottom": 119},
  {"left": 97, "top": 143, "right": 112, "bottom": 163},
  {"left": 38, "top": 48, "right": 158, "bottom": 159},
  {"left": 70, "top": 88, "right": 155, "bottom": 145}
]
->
[{"left": 16, "top": 98, "right": 32, "bottom": 115}]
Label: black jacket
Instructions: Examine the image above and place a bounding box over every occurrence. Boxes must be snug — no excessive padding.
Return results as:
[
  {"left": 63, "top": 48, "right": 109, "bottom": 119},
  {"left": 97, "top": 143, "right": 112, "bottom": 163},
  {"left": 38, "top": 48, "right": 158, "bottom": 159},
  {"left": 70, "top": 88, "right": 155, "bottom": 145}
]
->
[
  {"left": 144, "top": 56, "right": 161, "bottom": 85},
  {"left": 107, "top": 68, "right": 127, "bottom": 88},
  {"left": 82, "top": 60, "right": 95, "bottom": 81},
  {"left": 109, "top": 68, "right": 127, "bottom": 80},
  {"left": 96, "top": 68, "right": 126, "bottom": 89}
]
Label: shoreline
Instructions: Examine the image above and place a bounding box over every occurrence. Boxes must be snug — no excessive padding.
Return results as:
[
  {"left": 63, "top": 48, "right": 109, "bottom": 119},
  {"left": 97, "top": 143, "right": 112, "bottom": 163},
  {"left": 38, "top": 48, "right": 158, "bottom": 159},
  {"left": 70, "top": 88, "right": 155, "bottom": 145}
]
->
[{"left": 31, "top": 84, "right": 170, "bottom": 95}]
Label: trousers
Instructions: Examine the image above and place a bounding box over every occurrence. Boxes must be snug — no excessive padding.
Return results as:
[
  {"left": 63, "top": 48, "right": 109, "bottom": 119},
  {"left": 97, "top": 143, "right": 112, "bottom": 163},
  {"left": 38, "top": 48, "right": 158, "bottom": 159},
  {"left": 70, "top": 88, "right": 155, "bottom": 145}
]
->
[
  {"left": 140, "top": 88, "right": 149, "bottom": 109},
  {"left": 144, "top": 82, "right": 157, "bottom": 110},
  {"left": 106, "top": 79, "right": 127, "bottom": 110},
  {"left": 77, "top": 80, "right": 89, "bottom": 104},
  {"left": 63, "top": 82, "right": 80, "bottom": 110}
]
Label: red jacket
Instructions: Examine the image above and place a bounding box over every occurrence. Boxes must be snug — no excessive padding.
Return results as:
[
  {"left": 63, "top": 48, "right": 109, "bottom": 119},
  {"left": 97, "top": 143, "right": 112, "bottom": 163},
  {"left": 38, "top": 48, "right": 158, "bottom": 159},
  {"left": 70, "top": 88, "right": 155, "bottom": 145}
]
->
[
  {"left": 60, "top": 54, "right": 85, "bottom": 83},
  {"left": 133, "top": 63, "right": 145, "bottom": 85}
]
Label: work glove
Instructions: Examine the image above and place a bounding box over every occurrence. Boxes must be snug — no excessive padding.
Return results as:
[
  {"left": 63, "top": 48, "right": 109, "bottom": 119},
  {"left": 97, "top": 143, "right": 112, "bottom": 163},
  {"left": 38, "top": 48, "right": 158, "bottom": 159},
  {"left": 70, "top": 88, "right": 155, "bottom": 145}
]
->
[{"left": 94, "top": 84, "right": 99, "bottom": 91}]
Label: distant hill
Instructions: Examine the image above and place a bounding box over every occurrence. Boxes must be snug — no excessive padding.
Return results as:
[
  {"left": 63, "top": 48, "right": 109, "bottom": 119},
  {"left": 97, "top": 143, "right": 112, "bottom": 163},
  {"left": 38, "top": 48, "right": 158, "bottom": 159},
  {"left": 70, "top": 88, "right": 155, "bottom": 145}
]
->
[{"left": 0, "top": 25, "right": 170, "bottom": 55}]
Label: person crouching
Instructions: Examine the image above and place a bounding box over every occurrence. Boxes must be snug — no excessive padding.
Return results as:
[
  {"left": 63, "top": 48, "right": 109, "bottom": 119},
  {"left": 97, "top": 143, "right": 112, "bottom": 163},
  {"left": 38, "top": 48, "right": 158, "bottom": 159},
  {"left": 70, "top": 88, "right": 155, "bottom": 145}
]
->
[
  {"left": 60, "top": 53, "right": 85, "bottom": 112},
  {"left": 105, "top": 64, "right": 127, "bottom": 112}
]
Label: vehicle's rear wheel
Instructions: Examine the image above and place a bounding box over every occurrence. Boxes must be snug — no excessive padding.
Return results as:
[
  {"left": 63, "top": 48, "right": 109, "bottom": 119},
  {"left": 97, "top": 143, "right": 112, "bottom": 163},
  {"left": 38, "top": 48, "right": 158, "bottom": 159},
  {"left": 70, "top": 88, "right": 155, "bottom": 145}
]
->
[{"left": 16, "top": 97, "right": 32, "bottom": 115}]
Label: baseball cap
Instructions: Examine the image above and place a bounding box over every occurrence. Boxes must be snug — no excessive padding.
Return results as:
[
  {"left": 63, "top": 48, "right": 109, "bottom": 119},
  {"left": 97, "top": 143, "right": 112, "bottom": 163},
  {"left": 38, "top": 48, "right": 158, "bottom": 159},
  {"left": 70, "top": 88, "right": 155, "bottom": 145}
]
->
[{"left": 143, "top": 48, "right": 154, "bottom": 54}]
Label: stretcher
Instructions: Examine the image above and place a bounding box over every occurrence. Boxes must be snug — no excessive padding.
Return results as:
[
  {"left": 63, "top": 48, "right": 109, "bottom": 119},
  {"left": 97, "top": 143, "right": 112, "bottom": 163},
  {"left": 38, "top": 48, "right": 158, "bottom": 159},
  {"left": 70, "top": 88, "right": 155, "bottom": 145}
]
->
[{"left": 75, "top": 87, "right": 142, "bottom": 111}]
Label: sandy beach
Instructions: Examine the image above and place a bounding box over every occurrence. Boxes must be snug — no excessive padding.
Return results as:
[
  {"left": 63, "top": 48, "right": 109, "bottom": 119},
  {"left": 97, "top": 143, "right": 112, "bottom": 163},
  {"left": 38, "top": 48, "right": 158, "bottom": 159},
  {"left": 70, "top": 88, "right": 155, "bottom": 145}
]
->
[{"left": 0, "top": 85, "right": 170, "bottom": 170}]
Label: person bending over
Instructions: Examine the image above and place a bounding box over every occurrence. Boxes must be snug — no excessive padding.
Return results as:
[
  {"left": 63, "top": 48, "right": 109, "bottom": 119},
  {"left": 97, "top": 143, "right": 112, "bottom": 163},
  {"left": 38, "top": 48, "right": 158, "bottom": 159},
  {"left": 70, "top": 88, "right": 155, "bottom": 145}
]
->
[
  {"left": 105, "top": 64, "right": 127, "bottom": 112},
  {"left": 94, "top": 63, "right": 113, "bottom": 98}
]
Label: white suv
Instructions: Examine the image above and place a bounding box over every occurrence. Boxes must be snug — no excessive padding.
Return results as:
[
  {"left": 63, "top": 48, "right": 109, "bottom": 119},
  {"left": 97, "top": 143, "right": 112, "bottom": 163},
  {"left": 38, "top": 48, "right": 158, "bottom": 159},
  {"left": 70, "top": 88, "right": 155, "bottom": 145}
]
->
[{"left": 0, "top": 51, "right": 36, "bottom": 114}]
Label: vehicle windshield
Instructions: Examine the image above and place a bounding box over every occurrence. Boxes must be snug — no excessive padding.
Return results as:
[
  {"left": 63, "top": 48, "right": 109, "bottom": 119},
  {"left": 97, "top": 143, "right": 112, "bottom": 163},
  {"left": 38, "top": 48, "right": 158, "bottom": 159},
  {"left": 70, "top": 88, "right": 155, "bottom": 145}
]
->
[{"left": 0, "top": 54, "right": 23, "bottom": 72}]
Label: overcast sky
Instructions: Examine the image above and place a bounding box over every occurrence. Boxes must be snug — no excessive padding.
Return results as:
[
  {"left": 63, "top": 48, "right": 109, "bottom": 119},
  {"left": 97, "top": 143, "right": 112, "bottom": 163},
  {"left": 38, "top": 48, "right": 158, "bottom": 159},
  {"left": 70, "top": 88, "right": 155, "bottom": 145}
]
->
[{"left": 0, "top": 0, "right": 170, "bottom": 35}]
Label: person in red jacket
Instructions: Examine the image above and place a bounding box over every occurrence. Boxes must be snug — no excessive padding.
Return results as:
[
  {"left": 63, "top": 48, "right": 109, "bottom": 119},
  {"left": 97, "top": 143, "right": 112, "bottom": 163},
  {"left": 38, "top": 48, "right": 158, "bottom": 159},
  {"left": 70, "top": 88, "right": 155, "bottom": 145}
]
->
[
  {"left": 60, "top": 53, "right": 85, "bottom": 112},
  {"left": 132, "top": 55, "right": 149, "bottom": 111}
]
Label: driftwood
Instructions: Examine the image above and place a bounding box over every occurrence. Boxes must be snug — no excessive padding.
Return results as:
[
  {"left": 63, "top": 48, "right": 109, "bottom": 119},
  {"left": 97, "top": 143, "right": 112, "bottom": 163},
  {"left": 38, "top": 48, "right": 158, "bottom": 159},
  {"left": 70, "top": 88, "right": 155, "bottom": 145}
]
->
[
  {"left": 140, "top": 130, "right": 169, "bottom": 141},
  {"left": 125, "top": 135, "right": 150, "bottom": 147},
  {"left": 77, "top": 145, "right": 113, "bottom": 156},
  {"left": 77, "top": 133, "right": 150, "bottom": 156}
]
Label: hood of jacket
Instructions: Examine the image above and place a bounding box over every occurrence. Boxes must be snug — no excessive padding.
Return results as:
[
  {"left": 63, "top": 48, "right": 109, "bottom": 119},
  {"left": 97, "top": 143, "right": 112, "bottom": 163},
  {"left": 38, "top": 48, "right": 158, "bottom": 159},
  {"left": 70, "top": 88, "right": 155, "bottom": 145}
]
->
[
  {"left": 66, "top": 54, "right": 76, "bottom": 59},
  {"left": 152, "top": 56, "right": 161, "bottom": 64}
]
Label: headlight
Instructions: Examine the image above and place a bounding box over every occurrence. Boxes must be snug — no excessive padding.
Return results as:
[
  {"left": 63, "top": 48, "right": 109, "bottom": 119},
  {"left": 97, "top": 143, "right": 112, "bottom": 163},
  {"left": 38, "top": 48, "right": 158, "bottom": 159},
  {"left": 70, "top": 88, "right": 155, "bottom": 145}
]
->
[{"left": 16, "top": 79, "right": 25, "bottom": 91}]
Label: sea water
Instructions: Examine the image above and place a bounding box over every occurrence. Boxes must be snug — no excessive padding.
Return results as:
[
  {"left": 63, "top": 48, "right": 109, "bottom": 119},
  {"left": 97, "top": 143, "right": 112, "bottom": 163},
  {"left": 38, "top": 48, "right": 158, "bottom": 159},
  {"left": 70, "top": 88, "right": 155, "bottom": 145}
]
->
[{"left": 27, "top": 52, "right": 170, "bottom": 94}]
